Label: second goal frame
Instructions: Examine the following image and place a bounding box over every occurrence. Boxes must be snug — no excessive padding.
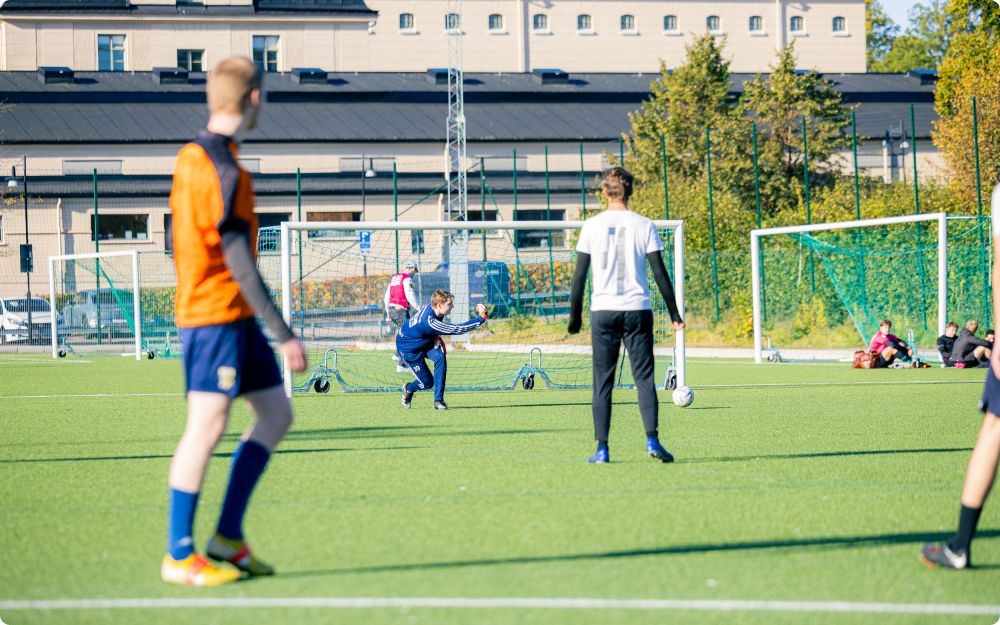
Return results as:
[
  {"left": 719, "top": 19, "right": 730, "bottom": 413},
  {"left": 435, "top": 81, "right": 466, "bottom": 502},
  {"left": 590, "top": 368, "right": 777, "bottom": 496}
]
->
[{"left": 750, "top": 212, "right": 948, "bottom": 364}]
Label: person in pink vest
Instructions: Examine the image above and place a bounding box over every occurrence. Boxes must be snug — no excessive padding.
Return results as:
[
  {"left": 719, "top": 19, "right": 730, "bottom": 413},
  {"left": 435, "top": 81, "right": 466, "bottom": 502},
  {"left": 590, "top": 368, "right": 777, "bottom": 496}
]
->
[
  {"left": 867, "top": 318, "right": 914, "bottom": 368},
  {"left": 385, "top": 262, "right": 421, "bottom": 370}
]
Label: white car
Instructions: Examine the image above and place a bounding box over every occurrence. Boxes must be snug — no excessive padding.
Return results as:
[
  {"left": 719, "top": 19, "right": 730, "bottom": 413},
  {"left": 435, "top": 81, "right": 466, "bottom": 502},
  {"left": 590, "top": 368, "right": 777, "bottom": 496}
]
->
[{"left": 0, "top": 296, "right": 58, "bottom": 344}]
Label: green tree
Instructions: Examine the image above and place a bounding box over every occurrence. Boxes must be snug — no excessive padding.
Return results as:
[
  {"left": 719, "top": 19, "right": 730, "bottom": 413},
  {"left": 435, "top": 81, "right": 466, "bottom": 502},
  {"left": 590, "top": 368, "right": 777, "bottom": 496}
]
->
[
  {"left": 866, "top": 0, "right": 899, "bottom": 68},
  {"left": 622, "top": 34, "right": 734, "bottom": 186},
  {"left": 735, "top": 44, "right": 851, "bottom": 217},
  {"left": 933, "top": 0, "right": 1000, "bottom": 208}
]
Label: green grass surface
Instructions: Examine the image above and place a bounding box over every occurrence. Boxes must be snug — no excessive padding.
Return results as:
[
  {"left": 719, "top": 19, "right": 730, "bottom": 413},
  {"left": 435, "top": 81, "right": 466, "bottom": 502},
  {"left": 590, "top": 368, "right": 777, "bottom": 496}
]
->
[{"left": 1, "top": 354, "right": 998, "bottom": 624}]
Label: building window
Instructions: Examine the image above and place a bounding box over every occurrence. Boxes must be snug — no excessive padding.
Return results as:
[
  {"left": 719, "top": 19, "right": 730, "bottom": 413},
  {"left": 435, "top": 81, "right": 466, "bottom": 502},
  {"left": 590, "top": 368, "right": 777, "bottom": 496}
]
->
[
  {"left": 97, "top": 34, "right": 126, "bottom": 71},
  {"left": 399, "top": 13, "right": 415, "bottom": 30},
  {"left": 790, "top": 16, "right": 804, "bottom": 33},
  {"left": 176, "top": 49, "right": 204, "bottom": 72},
  {"left": 749, "top": 15, "right": 763, "bottom": 33},
  {"left": 0, "top": 214, "right": 4, "bottom": 245},
  {"left": 92, "top": 214, "right": 149, "bottom": 241},
  {"left": 252, "top": 35, "right": 279, "bottom": 72},
  {"left": 533, "top": 14, "right": 548, "bottom": 32},
  {"left": 307, "top": 211, "right": 362, "bottom": 239},
  {"left": 411, "top": 229, "right": 425, "bottom": 255},
  {"left": 706, "top": 15, "right": 721, "bottom": 33},
  {"left": 445, "top": 12, "right": 461, "bottom": 32},
  {"left": 620, "top": 14, "right": 636, "bottom": 32},
  {"left": 164, "top": 214, "right": 172, "bottom": 253},
  {"left": 488, "top": 14, "right": 504, "bottom": 32},
  {"left": 515, "top": 210, "right": 566, "bottom": 249},
  {"left": 832, "top": 16, "right": 846, "bottom": 33},
  {"left": 663, "top": 15, "right": 678, "bottom": 32},
  {"left": 577, "top": 14, "right": 592, "bottom": 32}
]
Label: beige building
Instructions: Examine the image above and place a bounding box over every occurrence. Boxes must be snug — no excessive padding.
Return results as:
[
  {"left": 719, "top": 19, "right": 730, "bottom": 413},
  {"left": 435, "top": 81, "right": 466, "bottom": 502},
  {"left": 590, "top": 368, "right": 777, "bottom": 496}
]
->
[{"left": 0, "top": 0, "right": 865, "bottom": 74}]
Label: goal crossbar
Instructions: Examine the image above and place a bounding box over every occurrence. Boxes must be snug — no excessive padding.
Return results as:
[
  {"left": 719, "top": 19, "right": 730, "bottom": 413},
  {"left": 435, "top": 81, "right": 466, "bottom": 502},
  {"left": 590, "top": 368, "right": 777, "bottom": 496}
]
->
[
  {"left": 750, "top": 212, "right": 948, "bottom": 364},
  {"left": 278, "top": 220, "right": 686, "bottom": 397}
]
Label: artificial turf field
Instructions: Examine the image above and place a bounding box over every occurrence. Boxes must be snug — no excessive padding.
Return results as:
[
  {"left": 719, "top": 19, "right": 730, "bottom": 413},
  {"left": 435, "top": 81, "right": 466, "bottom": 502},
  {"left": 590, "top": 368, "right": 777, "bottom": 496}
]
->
[{"left": 1, "top": 354, "right": 998, "bottom": 624}]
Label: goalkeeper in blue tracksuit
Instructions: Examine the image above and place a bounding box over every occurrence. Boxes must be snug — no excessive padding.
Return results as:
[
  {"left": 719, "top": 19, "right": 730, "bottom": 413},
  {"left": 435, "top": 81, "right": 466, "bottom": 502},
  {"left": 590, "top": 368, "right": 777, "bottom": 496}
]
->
[{"left": 397, "top": 289, "right": 488, "bottom": 410}]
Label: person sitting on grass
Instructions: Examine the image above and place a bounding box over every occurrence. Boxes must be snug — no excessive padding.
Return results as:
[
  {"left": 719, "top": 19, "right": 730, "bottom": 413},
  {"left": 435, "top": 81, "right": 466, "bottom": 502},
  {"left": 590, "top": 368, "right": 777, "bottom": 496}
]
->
[
  {"left": 982, "top": 329, "right": 994, "bottom": 364},
  {"left": 938, "top": 321, "right": 959, "bottom": 367},
  {"left": 868, "top": 319, "right": 913, "bottom": 368},
  {"left": 950, "top": 320, "right": 992, "bottom": 369}
]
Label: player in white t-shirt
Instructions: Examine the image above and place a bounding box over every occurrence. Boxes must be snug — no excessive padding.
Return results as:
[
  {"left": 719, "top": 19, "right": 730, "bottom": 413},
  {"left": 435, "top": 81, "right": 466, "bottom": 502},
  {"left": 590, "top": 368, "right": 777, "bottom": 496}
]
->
[
  {"left": 921, "top": 182, "right": 1000, "bottom": 569},
  {"left": 568, "top": 167, "right": 685, "bottom": 464}
]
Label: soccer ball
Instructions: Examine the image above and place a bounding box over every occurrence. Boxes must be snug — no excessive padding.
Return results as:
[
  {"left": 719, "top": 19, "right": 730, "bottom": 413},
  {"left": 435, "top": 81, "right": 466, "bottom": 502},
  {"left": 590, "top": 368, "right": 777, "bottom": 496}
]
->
[{"left": 672, "top": 386, "right": 694, "bottom": 407}]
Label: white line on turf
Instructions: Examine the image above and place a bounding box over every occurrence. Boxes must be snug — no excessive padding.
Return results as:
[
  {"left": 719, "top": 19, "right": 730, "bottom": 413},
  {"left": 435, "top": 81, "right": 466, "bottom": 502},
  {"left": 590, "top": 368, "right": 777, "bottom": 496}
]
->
[
  {"left": 0, "top": 597, "right": 998, "bottom": 615},
  {"left": 0, "top": 392, "right": 179, "bottom": 399}
]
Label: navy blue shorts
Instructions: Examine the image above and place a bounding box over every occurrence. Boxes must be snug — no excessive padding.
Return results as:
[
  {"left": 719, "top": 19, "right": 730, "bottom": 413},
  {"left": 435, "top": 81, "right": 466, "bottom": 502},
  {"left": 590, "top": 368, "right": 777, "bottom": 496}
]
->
[
  {"left": 979, "top": 366, "right": 1000, "bottom": 416},
  {"left": 180, "top": 319, "right": 282, "bottom": 397}
]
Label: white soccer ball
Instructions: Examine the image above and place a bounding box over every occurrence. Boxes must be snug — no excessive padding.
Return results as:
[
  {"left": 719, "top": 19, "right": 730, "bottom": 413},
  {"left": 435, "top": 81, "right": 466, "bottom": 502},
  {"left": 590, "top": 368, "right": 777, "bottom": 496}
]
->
[{"left": 672, "top": 385, "right": 694, "bottom": 407}]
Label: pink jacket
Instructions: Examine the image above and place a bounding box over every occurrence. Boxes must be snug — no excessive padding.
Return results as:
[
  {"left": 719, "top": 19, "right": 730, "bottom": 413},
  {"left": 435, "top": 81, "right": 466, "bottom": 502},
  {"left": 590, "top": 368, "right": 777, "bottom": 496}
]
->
[{"left": 868, "top": 332, "right": 900, "bottom": 354}]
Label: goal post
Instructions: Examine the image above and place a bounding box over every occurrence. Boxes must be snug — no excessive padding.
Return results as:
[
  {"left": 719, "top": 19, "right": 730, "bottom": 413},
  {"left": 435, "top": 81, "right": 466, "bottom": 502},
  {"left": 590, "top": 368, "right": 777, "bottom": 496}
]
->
[
  {"left": 276, "top": 220, "right": 686, "bottom": 397},
  {"left": 48, "top": 249, "right": 143, "bottom": 361},
  {"left": 751, "top": 213, "right": 953, "bottom": 364}
]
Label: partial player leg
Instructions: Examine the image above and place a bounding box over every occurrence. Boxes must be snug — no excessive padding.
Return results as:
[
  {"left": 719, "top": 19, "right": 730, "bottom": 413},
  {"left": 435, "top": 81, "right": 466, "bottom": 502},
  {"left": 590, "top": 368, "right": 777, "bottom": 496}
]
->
[
  {"left": 427, "top": 345, "right": 449, "bottom": 409},
  {"left": 923, "top": 412, "right": 1000, "bottom": 569},
  {"left": 207, "top": 384, "right": 292, "bottom": 577},
  {"left": 401, "top": 353, "right": 435, "bottom": 408},
  {"left": 163, "top": 391, "right": 241, "bottom": 586},
  {"left": 623, "top": 311, "right": 674, "bottom": 463},
  {"left": 590, "top": 311, "right": 622, "bottom": 462}
]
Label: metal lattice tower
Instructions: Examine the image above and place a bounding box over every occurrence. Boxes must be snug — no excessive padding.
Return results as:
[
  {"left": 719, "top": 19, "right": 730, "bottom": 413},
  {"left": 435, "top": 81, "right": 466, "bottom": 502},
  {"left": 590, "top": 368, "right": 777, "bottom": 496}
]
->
[{"left": 445, "top": 0, "right": 467, "bottom": 222}]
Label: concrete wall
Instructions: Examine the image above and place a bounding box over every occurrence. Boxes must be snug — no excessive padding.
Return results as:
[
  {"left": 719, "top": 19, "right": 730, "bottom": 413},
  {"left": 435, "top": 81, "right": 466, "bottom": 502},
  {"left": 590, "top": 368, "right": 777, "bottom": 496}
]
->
[{"left": 0, "top": 0, "right": 866, "bottom": 73}]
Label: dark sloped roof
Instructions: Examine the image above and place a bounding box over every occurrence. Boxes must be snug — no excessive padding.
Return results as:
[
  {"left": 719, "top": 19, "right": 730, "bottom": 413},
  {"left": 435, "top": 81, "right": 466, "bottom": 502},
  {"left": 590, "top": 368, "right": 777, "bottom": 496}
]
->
[
  {"left": 1, "top": 0, "right": 129, "bottom": 8},
  {"left": 0, "top": 71, "right": 939, "bottom": 144}
]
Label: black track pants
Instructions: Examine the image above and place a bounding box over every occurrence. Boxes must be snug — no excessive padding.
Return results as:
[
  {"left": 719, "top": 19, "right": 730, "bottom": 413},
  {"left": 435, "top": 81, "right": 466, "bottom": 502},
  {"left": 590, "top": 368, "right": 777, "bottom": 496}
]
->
[{"left": 590, "top": 309, "right": 658, "bottom": 442}]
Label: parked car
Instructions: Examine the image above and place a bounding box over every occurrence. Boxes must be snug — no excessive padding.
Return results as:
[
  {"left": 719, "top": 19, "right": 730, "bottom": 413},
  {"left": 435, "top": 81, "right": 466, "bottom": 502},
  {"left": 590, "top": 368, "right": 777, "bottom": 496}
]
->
[
  {"left": 413, "top": 261, "right": 513, "bottom": 317},
  {"left": 61, "top": 288, "right": 135, "bottom": 339},
  {"left": 0, "top": 296, "right": 58, "bottom": 344}
]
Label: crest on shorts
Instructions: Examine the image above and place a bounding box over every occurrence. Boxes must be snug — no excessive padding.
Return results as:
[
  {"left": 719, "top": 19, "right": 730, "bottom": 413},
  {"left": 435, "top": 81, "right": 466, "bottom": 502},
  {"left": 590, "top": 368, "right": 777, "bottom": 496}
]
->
[{"left": 217, "top": 366, "right": 237, "bottom": 391}]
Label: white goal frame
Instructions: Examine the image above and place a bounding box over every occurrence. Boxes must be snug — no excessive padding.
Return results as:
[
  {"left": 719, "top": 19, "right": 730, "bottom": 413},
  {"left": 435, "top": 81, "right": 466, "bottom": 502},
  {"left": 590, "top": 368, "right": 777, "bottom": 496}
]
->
[
  {"left": 48, "top": 249, "right": 143, "bottom": 361},
  {"left": 750, "top": 212, "right": 948, "bottom": 364},
  {"left": 278, "top": 220, "right": 686, "bottom": 397}
]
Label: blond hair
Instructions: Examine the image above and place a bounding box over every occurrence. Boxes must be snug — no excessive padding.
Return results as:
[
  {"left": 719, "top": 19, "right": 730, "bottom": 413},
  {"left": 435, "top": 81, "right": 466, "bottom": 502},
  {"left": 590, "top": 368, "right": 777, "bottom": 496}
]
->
[
  {"left": 207, "top": 57, "right": 261, "bottom": 115},
  {"left": 431, "top": 290, "right": 454, "bottom": 306},
  {"left": 602, "top": 167, "right": 634, "bottom": 203}
]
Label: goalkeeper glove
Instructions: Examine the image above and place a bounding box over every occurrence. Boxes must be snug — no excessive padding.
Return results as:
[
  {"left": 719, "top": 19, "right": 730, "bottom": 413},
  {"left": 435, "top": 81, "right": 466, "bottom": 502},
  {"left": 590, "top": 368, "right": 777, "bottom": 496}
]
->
[{"left": 475, "top": 303, "right": 489, "bottom": 320}]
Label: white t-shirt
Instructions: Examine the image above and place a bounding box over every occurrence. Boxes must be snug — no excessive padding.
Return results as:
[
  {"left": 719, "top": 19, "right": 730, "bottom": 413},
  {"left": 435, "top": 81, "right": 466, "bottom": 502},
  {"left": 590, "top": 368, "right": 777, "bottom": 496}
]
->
[{"left": 575, "top": 209, "right": 663, "bottom": 311}]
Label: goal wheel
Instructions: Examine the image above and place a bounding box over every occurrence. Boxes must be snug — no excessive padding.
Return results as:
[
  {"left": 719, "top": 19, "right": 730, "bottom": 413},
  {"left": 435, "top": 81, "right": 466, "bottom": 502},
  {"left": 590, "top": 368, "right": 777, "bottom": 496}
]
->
[
  {"left": 665, "top": 374, "right": 677, "bottom": 391},
  {"left": 313, "top": 379, "right": 331, "bottom": 394},
  {"left": 57, "top": 347, "right": 67, "bottom": 358},
  {"left": 147, "top": 351, "right": 156, "bottom": 360},
  {"left": 767, "top": 352, "right": 778, "bottom": 363},
  {"left": 522, "top": 374, "right": 535, "bottom": 390}
]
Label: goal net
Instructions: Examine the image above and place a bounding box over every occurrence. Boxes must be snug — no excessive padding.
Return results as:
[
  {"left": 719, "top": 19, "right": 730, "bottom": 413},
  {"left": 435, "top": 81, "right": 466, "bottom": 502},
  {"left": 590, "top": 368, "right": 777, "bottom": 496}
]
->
[
  {"left": 269, "top": 220, "right": 686, "bottom": 396},
  {"left": 48, "top": 250, "right": 144, "bottom": 360},
  {"left": 751, "top": 213, "right": 992, "bottom": 363}
]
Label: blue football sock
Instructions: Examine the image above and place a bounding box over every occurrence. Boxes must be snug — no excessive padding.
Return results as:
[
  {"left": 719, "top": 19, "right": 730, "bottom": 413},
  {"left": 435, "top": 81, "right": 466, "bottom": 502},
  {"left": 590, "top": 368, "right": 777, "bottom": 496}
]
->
[
  {"left": 167, "top": 487, "right": 200, "bottom": 560},
  {"left": 216, "top": 439, "right": 271, "bottom": 541}
]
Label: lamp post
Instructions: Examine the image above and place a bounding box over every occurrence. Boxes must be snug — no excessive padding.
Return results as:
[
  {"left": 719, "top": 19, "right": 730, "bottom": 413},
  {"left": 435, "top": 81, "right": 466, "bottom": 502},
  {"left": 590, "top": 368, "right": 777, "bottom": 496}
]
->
[
  {"left": 6, "top": 158, "right": 31, "bottom": 344},
  {"left": 360, "top": 154, "right": 376, "bottom": 277}
]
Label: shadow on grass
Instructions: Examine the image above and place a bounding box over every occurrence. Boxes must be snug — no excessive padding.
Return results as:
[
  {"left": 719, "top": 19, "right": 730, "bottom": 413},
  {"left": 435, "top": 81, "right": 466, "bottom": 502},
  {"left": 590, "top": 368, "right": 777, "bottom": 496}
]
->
[
  {"left": 280, "top": 528, "right": 1000, "bottom": 578},
  {"left": 0, "top": 446, "right": 425, "bottom": 464},
  {"left": 687, "top": 447, "right": 975, "bottom": 464}
]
